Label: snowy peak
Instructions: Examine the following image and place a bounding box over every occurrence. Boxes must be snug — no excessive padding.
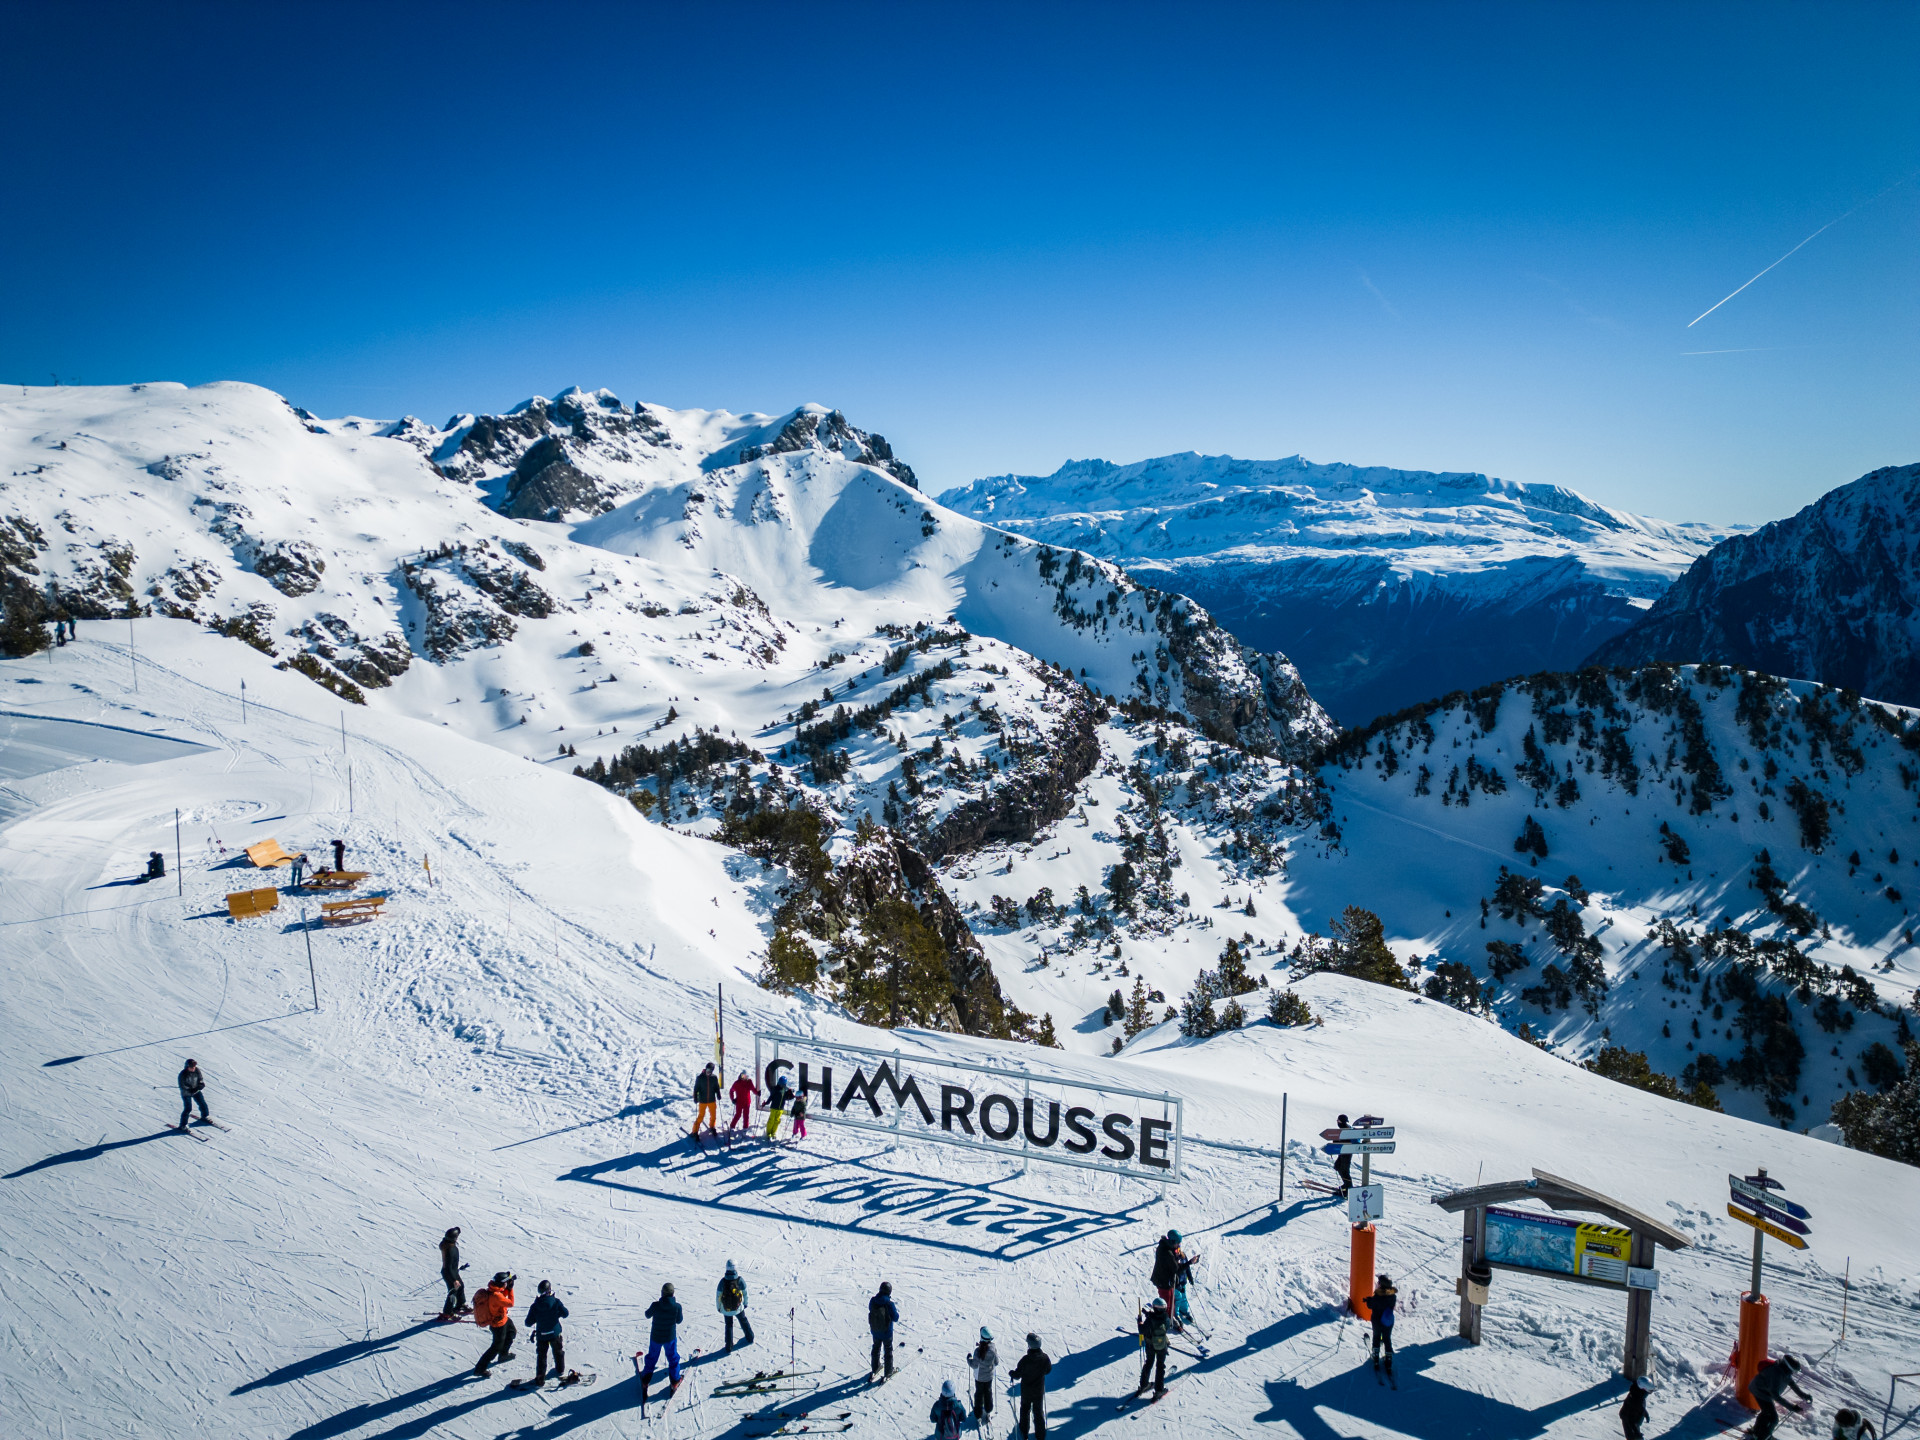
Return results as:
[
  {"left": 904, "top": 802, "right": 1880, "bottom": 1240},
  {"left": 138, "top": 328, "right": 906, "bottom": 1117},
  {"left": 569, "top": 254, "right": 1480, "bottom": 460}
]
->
[{"left": 1590, "top": 462, "right": 1920, "bottom": 707}]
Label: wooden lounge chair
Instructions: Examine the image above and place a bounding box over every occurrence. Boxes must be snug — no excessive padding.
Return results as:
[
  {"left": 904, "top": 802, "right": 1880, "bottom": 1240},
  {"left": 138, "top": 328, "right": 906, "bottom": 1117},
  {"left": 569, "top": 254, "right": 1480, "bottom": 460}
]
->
[
  {"left": 245, "top": 838, "right": 301, "bottom": 869},
  {"left": 226, "top": 887, "right": 281, "bottom": 920},
  {"left": 302, "top": 869, "right": 369, "bottom": 892},
  {"left": 321, "top": 895, "right": 386, "bottom": 925}
]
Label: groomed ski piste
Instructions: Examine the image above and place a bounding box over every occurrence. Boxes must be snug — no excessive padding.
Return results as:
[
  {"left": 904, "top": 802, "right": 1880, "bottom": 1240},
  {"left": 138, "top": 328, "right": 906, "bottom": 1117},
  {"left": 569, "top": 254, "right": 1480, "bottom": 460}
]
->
[{"left": 3, "top": 628, "right": 1917, "bottom": 1440}]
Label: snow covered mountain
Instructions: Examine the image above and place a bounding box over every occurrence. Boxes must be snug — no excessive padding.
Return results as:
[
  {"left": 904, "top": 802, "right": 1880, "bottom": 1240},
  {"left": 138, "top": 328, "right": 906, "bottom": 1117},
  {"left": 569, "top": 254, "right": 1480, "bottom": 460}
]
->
[
  {"left": 937, "top": 454, "right": 1741, "bottom": 727},
  {"left": 3, "top": 629, "right": 1916, "bottom": 1440},
  {"left": 1589, "top": 463, "right": 1920, "bottom": 706}
]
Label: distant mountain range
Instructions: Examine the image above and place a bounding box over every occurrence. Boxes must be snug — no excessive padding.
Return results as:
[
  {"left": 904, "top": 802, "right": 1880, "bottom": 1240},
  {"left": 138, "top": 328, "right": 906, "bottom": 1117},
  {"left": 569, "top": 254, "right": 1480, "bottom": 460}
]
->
[
  {"left": 1590, "top": 463, "right": 1920, "bottom": 707},
  {"left": 938, "top": 453, "right": 1742, "bottom": 726}
]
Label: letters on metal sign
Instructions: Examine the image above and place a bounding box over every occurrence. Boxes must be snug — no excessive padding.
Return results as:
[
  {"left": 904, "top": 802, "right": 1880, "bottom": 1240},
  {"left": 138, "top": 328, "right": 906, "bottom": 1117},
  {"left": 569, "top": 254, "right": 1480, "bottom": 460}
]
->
[
  {"left": 1339, "top": 1127, "right": 1395, "bottom": 1142},
  {"left": 752, "top": 1031, "right": 1183, "bottom": 1182},
  {"left": 1322, "top": 1141, "right": 1396, "bottom": 1155},
  {"left": 1626, "top": 1266, "right": 1659, "bottom": 1291},
  {"left": 1727, "top": 1191, "right": 1810, "bottom": 1236},
  {"left": 1725, "top": 1205, "right": 1809, "bottom": 1250},
  {"left": 1355, "top": 1115, "right": 1384, "bottom": 1127},
  {"left": 1728, "top": 1175, "right": 1810, "bottom": 1220},
  {"left": 1741, "top": 1172, "right": 1784, "bottom": 1190}
]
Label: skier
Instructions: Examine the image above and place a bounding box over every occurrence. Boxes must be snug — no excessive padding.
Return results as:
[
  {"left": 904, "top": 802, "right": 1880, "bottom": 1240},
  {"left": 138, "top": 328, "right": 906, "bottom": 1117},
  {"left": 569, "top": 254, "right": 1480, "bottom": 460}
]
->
[
  {"left": 438, "top": 1227, "right": 468, "bottom": 1320},
  {"left": 1332, "top": 1113, "right": 1353, "bottom": 1194},
  {"left": 967, "top": 1327, "right": 999, "bottom": 1426},
  {"left": 1171, "top": 1245, "right": 1197, "bottom": 1327},
  {"left": 868, "top": 1280, "right": 899, "bottom": 1380},
  {"left": 726, "top": 1070, "right": 757, "bottom": 1134},
  {"left": 176, "top": 1059, "right": 211, "bottom": 1131},
  {"left": 1749, "top": 1354, "right": 1811, "bottom": 1440},
  {"left": 290, "top": 850, "right": 306, "bottom": 888},
  {"left": 331, "top": 838, "right": 346, "bottom": 872},
  {"left": 716, "top": 1259, "right": 754, "bottom": 1353},
  {"left": 1832, "top": 1407, "right": 1878, "bottom": 1439},
  {"left": 930, "top": 1380, "right": 967, "bottom": 1440},
  {"left": 1367, "top": 1274, "right": 1397, "bottom": 1376},
  {"left": 1135, "top": 1297, "right": 1171, "bottom": 1397},
  {"left": 1009, "top": 1333, "right": 1052, "bottom": 1439},
  {"left": 638, "top": 1282, "right": 684, "bottom": 1401},
  {"left": 1149, "top": 1231, "right": 1181, "bottom": 1320},
  {"left": 691, "top": 1062, "right": 721, "bottom": 1143},
  {"left": 789, "top": 1088, "right": 809, "bottom": 1141},
  {"left": 526, "top": 1280, "right": 569, "bottom": 1384},
  {"left": 472, "top": 1272, "right": 518, "bottom": 1376},
  {"left": 765, "top": 1071, "right": 794, "bottom": 1141},
  {"left": 1620, "top": 1374, "right": 1651, "bottom": 1440}
]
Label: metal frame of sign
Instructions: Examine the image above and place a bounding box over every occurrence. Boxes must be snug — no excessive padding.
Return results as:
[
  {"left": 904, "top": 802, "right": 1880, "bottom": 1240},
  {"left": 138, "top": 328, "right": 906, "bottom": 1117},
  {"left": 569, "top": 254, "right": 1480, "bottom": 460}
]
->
[{"left": 752, "top": 1031, "right": 1185, "bottom": 1183}]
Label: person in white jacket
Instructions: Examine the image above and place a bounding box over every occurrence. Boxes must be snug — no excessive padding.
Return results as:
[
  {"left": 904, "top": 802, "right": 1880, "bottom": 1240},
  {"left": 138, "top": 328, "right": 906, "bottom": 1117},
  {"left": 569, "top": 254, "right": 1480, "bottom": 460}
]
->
[{"left": 967, "top": 1328, "right": 1000, "bottom": 1424}]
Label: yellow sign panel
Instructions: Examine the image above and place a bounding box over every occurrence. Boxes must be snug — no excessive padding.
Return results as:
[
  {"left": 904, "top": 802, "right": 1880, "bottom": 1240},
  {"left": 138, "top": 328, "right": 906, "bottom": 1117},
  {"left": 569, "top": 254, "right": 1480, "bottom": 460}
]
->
[
  {"left": 1726, "top": 1204, "right": 1809, "bottom": 1250},
  {"left": 1574, "top": 1221, "right": 1633, "bottom": 1283}
]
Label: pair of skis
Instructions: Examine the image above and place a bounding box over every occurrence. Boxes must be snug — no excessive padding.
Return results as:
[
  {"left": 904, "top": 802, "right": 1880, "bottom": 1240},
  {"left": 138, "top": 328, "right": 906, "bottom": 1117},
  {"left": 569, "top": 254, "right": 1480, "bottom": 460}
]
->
[
  {"left": 508, "top": 1369, "right": 595, "bottom": 1391},
  {"left": 714, "top": 1366, "right": 826, "bottom": 1398}
]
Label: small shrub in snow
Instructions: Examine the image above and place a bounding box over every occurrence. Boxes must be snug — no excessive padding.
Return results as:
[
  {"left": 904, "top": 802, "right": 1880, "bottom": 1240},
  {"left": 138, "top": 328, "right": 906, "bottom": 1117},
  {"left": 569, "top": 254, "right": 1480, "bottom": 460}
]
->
[{"left": 1267, "top": 989, "right": 1315, "bottom": 1027}]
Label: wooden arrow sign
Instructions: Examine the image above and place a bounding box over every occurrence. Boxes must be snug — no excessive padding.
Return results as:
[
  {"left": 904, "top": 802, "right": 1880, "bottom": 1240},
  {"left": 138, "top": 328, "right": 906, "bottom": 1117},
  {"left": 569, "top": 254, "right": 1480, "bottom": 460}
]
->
[
  {"left": 1729, "top": 1191, "right": 1810, "bottom": 1236},
  {"left": 1729, "top": 1175, "right": 1810, "bottom": 1220},
  {"left": 1726, "top": 1204, "right": 1808, "bottom": 1250}
]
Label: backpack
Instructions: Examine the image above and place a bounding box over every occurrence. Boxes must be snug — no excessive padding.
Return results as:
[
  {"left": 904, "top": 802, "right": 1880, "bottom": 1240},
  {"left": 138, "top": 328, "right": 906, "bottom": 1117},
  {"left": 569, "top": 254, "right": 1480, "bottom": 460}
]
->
[
  {"left": 721, "top": 1276, "right": 744, "bottom": 1310},
  {"left": 472, "top": 1289, "right": 500, "bottom": 1327},
  {"left": 934, "top": 1399, "right": 963, "bottom": 1440},
  {"left": 869, "top": 1296, "right": 891, "bottom": 1330}
]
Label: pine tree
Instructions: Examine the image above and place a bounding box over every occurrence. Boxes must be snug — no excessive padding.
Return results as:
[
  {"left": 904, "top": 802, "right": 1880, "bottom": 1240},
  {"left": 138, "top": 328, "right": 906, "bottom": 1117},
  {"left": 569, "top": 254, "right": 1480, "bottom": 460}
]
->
[
  {"left": 1831, "top": 1038, "right": 1920, "bottom": 1165},
  {"left": 1219, "top": 997, "right": 1247, "bottom": 1030},
  {"left": 834, "top": 899, "right": 954, "bottom": 1029},
  {"left": 759, "top": 928, "right": 819, "bottom": 994},
  {"left": 1178, "top": 989, "right": 1217, "bottom": 1038},
  {"left": 1267, "top": 988, "right": 1315, "bottom": 1027},
  {"left": 1035, "top": 1012, "right": 1062, "bottom": 1049},
  {"left": 1124, "top": 977, "right": 1153, "bottom": 1037},
  {"left": 1214, "top": 938, "right": 1257, "bottom": 996},
  {"left": 1323, "top": 907, "right": 1416, "bottom": 991}
]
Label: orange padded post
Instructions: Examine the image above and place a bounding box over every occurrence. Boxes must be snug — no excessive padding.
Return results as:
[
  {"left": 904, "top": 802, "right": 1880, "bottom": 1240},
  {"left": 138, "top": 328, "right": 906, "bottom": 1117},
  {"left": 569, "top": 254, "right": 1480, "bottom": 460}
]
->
[
  {"left": 1350, "top": 1224, "right": 1377, "bottom": 1320},
  {"left": 1732, "top": 1293, "right": 1769, "bottom": 1410}
]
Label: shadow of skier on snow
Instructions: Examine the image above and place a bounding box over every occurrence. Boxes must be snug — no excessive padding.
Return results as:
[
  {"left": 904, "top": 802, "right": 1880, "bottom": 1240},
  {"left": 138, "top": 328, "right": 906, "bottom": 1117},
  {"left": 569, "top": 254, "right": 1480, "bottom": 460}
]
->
[
  {"left": 1254, "top": 1335, "right": 1620, "bottom": 1438},
  {"left": 233, "top": 1320, "right": 441, "bottom": 1394},
  {"left": 283, "top": 1370, "right": 514, "bottom": 1440},
  {"left": 5, "top": 1128, "right": 180, "bottom": 1177}
]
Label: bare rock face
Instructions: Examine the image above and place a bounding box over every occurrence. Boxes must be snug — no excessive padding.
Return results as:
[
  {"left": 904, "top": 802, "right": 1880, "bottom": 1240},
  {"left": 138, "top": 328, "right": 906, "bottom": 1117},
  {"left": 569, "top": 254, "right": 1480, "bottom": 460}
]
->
[
  {"left": 500, "top": 437, "right": 615, "bottom": 522},
  {"left": 254, "top": 540, "right": 327, "bottom": 597},
  {"left": 53, "top": 540, "right": 139, "bottom": 618},
  {"left": 299, "top": 613, "right": 412, "bottom": 688},
  {"left": 739, "top": 408, "right": 919, "bottom": 490},
  {"left": 926, "top": 694, "right": 1103, "bottom": 860},
  {"left": 1589, "top": 464, "right": 1920, "bottom": 706}
]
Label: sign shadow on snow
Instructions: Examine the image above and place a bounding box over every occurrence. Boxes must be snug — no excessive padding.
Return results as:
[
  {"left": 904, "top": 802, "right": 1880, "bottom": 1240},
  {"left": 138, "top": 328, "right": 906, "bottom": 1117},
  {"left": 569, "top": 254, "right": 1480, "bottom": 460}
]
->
[
  {"left": 4, "top": 1127, "right": 180, "bottom": 1178},
  {"left": 563, "top": 1139, "right": 1148, "bottom": 1261},
  {"left": 1254, "top": 1335, "right": 1621, "bottom": 1439}
]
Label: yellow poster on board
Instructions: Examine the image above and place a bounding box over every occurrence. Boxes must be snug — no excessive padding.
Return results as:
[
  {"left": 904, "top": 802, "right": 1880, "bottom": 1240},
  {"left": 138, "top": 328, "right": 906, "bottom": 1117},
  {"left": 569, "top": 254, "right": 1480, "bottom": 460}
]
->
[{"left": 1574, "top": 1221, "right": 1632, "bottom": 1283}]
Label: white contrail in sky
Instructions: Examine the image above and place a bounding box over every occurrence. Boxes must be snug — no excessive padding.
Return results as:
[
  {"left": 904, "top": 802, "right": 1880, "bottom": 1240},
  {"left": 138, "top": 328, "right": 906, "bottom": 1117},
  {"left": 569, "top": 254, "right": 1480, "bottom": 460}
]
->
[{"left": 1687, "top": 174, "right": 1915, "bottom": 328}]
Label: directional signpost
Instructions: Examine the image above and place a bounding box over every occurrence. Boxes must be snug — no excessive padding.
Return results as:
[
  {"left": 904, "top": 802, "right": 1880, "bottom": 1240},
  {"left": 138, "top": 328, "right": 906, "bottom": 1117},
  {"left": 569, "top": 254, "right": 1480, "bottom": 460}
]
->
[
  {"left": 1322, "top": 1116, "right": 1395, "bottom": 1317},
  {"left": 1724, "top": 1167, "right": 1813, "bottom": 1410}
]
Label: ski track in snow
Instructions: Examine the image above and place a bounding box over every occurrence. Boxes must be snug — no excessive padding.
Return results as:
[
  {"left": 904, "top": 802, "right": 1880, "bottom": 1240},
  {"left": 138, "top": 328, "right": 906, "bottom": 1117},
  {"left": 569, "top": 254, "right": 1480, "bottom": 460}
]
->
[{"left": 0, "top": 634, "right": 1915, "bottom": 1440}]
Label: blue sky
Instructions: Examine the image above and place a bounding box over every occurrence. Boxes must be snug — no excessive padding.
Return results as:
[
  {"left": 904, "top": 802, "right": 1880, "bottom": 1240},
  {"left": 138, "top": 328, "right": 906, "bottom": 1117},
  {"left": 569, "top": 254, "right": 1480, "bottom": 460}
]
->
[{"left": 3, "top": 1, "right": 1915, "bottom": 523}]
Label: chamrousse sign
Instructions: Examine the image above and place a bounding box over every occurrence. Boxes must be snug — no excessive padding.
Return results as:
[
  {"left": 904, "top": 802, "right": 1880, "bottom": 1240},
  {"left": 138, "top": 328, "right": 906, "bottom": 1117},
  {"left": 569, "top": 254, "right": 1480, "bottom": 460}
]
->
[{"left": 752, "top": 1031, "right": 1185, "bottom": 1182}]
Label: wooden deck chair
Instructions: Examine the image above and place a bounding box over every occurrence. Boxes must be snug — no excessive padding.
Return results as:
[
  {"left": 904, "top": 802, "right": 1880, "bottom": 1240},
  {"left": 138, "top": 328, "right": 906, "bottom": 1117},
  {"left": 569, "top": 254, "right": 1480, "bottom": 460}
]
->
[
  {"left": 225, "top": 887, "right": 281, "bottom": 920},
  {"left": 245, "top": 838, "right": 300, "bottom": 869}
]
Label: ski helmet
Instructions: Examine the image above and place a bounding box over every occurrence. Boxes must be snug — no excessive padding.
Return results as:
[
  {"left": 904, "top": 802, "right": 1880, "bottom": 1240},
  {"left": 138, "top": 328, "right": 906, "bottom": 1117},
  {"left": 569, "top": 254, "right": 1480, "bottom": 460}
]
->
[
  {"left": 1167, "top": 1230, "right": 1181, "bottom": 1244},
  {"left": 1337, "top": 1113, "right": 1348, "bottom": 1126},
  {"left": 980, "top": 1327, "right": 992, "bottom": 1341},
  {"left": 941, "top": 1380, "right": 956, "bottom": 1397},
  {"left": 1783, "top": 1354, "right": 1801, "bottom": 1371},
  {"left": 1377, "top": 1275, "right": 1392, "bottom": 1288},
  {"left": 538, "top": 1280, "right": 552, "bottom": 1295},
  {"left": 662, "top": 1283, "right": 675, "bottom": 1297},
  {"left": 492, "top": 1272, "right": 511, "bottom": 1285},
  {"left": 1151, "top": 1297, "right": 1168, "bottom": 1310},
  {"left": 725, "top": 1260, "right": 737, "bottom": 1274},
  {"left": 1026, "top": 1333, "right": 1041, "bottom": 1349},
  {"left": 879, "top": 1281, "right": 892, "bottom": 1295},
  {"left": 185, "top": 1058, "right": 198, "bottom": 1068}
]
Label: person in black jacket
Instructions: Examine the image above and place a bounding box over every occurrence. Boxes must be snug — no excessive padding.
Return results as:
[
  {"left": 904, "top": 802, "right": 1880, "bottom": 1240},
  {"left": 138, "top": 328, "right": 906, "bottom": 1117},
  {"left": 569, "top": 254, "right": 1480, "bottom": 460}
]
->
[
  {"left": 1010, "top": 1333, "right": 1052, "bottom": 1438},
  {"left": 526, "top": 1281, "right": 569, "bottom": 1383},
  {"left": 1749, "top": 1354, "right": 1810, "bottom": 1440},
  {"left": 176, "top": 1059, "right": 211, "bottom": 1131},
  {"left": 1135, "top": 1298, "right": 1171, "bottom": 1396},
  {"left": 868, "top": 1281, "right": 899, "bottom": 1379},
  {"left": 1150, "top": 1232, "right": 1180, "bottom": 1316},
  {"left": 1367, "top": 1275, "right": 1397, "bottom": 1374},
  {"left": 1619, "top": 1374, "right": 1650, "bottom": 1439},
  {"left": 438, "top": 1227, "right": 467, "bottom": 1320},
  {"left": 639, "top": 1283, "right": 684, "bottom": 1399},
  {"left": 1332, "top": 1113, "right": 1353, "bottom": 1194},
  {"left": 691, "top": 1063, "right": 722, "bottom": 1142}
]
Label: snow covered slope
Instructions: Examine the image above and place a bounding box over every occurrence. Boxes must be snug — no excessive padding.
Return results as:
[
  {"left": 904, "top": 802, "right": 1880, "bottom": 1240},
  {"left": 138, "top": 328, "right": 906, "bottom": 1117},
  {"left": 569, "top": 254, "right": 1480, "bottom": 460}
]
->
[
  {"left": 1590, "top": 463, "right": 1920, "bottom": 707},
  {"left": 937, "top": 454, "right": 1741, "bottom": 727},
  {"left": 0, "top": 383, "right": 1327, "bottom": 764},
  {"left": 2, "top": 630, "right": 1916, "bottom": 1440}
]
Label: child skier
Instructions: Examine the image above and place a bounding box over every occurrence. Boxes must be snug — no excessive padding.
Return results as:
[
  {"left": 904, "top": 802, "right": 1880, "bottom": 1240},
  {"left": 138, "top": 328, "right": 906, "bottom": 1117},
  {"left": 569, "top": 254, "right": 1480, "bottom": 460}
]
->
[
  {"left": 789, "top": 1089, "right": 809, "bottom": 1141},
  {"left": 716, "top": 1260, "right": 754, "bottom": 1352},
  {"left": 765, "top": 1072, "right": 793, "bottom": 1140},
  {"left": 1367, "top": 1274, "right": 1397, "bottom": 1375},
  {"left": 930, "top": 1380, "right": 966, "bottom": 1440},
  {"left": 1620, "top": 1374, "right": 1651, "bottom": 1440},
  {"left": 1135, "top": 1297, "right": 1171, "bottom": 1397}
]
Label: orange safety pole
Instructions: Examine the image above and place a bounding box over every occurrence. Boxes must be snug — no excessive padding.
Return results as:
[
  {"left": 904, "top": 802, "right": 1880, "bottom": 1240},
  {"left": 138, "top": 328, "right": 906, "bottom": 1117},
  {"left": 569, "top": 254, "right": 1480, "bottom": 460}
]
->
[
  {"left": 1732, "top": 1293, "right": 1769, "bottom": 1409},
  {"left": 1349, "top": 1223, "right": 1377, "bottom": 1319}
]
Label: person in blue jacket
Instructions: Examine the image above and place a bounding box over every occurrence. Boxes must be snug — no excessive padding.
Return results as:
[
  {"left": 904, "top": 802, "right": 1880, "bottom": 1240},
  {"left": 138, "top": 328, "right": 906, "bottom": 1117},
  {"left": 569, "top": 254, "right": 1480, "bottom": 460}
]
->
[
  {"left": 526, "top": 1280, "right": 569, "bottom": 1384},
  {"left": 868, "top": 1280, "right": 899, "bottom": 1380},
  {"left": 639, "top": 1282, "right": 684, "bottom": 1400}
]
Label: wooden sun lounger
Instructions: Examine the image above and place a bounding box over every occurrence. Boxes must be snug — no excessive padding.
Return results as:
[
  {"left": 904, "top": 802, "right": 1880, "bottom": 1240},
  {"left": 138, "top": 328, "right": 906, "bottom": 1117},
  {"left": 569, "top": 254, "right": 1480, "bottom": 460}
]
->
[
  {"left": 245, "top": 838, "right": 302, "bottom": 869},
  {"left": 226, "top": 887, "right": 281, "bottom": 920},
  {"left": 321, "top": 895, "right": 386, "bottom": 925},
  {"left": 302, "top": 870, "right": 369, "bottom": 892}
]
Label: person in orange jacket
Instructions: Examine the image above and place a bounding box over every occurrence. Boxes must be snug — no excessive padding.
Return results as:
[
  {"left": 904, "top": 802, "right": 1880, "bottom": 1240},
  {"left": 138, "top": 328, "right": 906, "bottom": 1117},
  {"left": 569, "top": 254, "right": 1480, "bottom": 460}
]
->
[{"left": 472, "top": 1271, "right": 517, "bottom": 1376}]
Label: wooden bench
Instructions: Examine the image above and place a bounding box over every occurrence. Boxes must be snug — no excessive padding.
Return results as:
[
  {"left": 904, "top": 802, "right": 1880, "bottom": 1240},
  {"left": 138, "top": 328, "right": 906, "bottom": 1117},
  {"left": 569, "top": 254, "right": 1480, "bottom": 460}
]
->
[
  {"left": 322, "top": 895, "right": 387, "bottom": 925},
  {"left": 302, "top": 869, "right": 369, "bottom": 892},
  {"left": 245, "top": 838, "right": 302, "bottom": 869},
  {"left": 226, "top": 887, "right": 281, "bottom": 920}
]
